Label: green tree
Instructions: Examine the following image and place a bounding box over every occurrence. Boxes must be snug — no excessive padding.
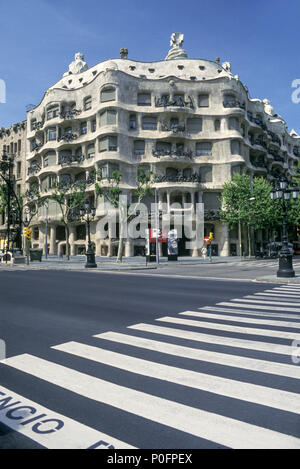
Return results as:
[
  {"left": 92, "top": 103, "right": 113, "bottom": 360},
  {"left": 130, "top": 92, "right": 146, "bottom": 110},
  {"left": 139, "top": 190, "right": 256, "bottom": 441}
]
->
[
  {"left": 220, "top": 173, "right": 252, "bottom": 258},
  {"left": 46, "top": 181, "right": 86, "bottom": 260},
  {"left": 95, "top": 167, "right": 154, "bottom": 263},
  {"left": 220, "top": 174, "right": 280, "bottom": 257}
]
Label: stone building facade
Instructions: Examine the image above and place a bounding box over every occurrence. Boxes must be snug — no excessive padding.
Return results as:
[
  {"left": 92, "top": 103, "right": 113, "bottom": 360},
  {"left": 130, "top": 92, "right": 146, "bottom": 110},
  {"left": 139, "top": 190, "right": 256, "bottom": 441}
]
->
[
  {"left": 0, "top": 122, "right": 27, "bottom": 249},
  {"left": 1, "top": 34, "right": 300, "bottom": 256}
]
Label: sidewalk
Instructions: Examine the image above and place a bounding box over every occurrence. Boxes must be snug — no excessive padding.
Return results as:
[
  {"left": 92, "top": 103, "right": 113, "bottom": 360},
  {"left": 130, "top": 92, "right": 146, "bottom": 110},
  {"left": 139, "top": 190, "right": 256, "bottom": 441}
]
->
[
  {"left": 0, "top": 254, "right": 257, "bottom": 272},
  {"left": 255, "top": 275, "right": 300, "bottom": 284}
]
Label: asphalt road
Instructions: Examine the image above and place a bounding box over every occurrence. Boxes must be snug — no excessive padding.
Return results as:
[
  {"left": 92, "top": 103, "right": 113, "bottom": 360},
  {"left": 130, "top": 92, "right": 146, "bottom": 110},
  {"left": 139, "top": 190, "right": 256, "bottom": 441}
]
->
[{"left": 0, "top": 271, "right": 299, "bottom": 449}]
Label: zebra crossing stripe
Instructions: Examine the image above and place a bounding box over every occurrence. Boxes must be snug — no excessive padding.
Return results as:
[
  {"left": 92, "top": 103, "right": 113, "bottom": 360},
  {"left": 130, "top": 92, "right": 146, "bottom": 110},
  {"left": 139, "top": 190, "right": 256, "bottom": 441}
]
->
[
  {"left": 94, "top": 331, "right": 300, "bottom": 379},
  {"left": 218, "top": 302, "right": 300, "bottom": 314},
  {"left": 254, "top": 293, "right": 300, "bottom": 300},
  {"left": 231, "top": 298, "right": 300, "bottom": 308},
  {"left": 179, "top": 311, "right": 300, "bottom": 329},
  {"left": 3, "top": 354, "right": 300, "bottom": 449},
  {"left": 155, "top": 316, "right": 300, "bottom": 341},
  {"left": 0, "top": 385, "right": 135, "bottom": 449},
  {"left": 128, "top": 323, "right": 293, "bottom": 356},
  {"left": 264, "top": 289, "right": 300, "bottom": 295},
  {"left": 199, "top": 306, "right": 300, "bottom": 321},
  {"left": 52, "top": 341, "right": 300, "bottom": 415}
]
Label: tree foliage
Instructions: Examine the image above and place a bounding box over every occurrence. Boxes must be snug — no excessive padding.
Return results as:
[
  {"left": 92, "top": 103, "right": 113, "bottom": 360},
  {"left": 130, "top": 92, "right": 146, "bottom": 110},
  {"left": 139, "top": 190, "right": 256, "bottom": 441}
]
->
[{"left": 95, "top": 167, "right": 154, "bottom": 262}]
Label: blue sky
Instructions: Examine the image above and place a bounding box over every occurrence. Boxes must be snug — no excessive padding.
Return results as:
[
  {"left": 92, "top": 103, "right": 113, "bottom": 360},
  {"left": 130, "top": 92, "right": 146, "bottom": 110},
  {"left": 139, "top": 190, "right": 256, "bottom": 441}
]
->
[{"left": 0, "top": 0, "right": 299, "bottom": 131}]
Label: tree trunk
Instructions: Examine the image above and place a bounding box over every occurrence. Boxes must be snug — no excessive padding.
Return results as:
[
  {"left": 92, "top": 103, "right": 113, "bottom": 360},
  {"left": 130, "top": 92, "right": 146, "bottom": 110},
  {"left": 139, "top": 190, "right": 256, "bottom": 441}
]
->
[
  {"left": 247, "top": 225, "right": 252, "bottom": 258},
  {"left": 65, "top": 224, "right": 70, "bottom": 261},
  {"left": 238, "top": 221, "right": 242, "bottom": 259},
  {"left": 116, "top": 203, "right": 127, "bottom": 263}
]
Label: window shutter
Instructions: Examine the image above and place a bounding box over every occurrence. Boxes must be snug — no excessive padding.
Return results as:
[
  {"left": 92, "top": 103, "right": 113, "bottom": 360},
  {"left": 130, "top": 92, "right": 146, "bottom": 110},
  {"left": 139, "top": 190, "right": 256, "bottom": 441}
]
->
[
  {"left": 187, "top": 118, "right": 202, "bottom": 133},
  {"left": 138, "top": 93, "right": 151, "bottom": 106},
  {"left": 198, "top": 94, "right": 209, "bottom": 107},
  {"left": 101, "top": 88, "right": 116, "bottom": 102}
]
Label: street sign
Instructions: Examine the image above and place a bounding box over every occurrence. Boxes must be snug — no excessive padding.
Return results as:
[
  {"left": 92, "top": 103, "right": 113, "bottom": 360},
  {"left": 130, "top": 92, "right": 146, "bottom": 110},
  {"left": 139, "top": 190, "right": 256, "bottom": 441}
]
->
[{"left": 204, "top": 236, "right": 210, "bottom": 243}]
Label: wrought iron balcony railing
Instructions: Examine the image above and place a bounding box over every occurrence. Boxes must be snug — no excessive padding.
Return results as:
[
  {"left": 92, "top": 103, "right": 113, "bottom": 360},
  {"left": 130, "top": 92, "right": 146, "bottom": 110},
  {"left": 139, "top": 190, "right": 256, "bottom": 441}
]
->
[
  {"left": 155, "top": 95, "right": 194, "bottom": 109},
  {"left": 59, "top": 109, "right": 82, "bottom": 120},
  {"left": 58, "top": 153, "right": 85, "bottom": 165}
]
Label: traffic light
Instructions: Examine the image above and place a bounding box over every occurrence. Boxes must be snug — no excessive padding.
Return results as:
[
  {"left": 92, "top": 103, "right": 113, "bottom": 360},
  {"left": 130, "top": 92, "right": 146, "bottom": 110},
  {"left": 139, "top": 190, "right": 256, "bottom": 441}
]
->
[
  {"left": 209, "top": 232, "right": 214, "bottom": 241},
  {"left": 24, "top": 227, "right": 32, "bottom": 240}
]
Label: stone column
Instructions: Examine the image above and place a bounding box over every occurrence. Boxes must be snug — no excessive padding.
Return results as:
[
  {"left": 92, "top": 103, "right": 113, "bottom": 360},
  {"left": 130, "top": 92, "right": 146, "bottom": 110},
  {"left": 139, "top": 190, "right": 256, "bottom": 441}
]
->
[
  {"left": 125, "top": 239, "right": 133, "bottom": 257},
  {"left": 167, "top": 190, "right": 171, "bottom": 213},
  {"left": 191, "top": 191, "right": 195, "bottom": 214},
  {"left": 69, "top": 226, "right": 76, "bottom": 256},
  {"left": 38, "top": 226, "right": 45, "bottom": 252},
  {"left": 220, "top": 223, "right": 230, "bottom": 257},
  {"left": 49, "top": 225, "right": 56, "bottom": 255}
]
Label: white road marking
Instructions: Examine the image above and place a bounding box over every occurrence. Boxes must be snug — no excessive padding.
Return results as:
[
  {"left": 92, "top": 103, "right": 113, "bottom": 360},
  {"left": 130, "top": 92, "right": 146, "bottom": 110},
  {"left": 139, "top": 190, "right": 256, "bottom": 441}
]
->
[
  {"left": 3, "top": 354, "right": 300, "bottom": 449},
  {"left": 128, "top": 323, "right": 294, "bottom": 356},
  {"left": 231, "top": 298, "right": 300, "bottom": 308},
  {"left": 218, "top": 302, "right": 300, "bottom": 314},
  {"left": 52, "top": 341, "right": 300, "bottom": 415},
  {"left": 179, "top": 310, "right": 300, "bottom": 329},
  {"left": 264, "top": 289, "right": 300, "bottom": 295},
  {"left": 95, "top": 331, "right": 300, "bottom": 379},
  {"left": 254, "top": 293, "right": 300, "bottom": 300},
  {"left": 155, "top": 316, "right": 300, "bottom": 341},
  {"left": 199, "top": 306, "right": 300, "bottom": 321},
  {"left": 0, "top": 385, "right": 135, "bottom": 449}
]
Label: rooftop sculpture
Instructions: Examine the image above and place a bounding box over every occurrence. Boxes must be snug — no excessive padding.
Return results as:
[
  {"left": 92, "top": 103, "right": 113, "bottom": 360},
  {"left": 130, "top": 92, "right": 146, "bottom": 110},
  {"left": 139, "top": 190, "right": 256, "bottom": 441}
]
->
[
  {"left": 63, "top": 52, "right": 89, "bottom": 77},
  {"left": 165, "top": 32, "right": 188, "bottom": 60}
]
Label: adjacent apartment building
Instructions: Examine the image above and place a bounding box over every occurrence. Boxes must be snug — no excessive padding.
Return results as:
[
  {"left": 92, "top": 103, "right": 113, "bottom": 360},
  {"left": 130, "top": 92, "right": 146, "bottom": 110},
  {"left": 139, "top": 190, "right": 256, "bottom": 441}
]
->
[{"left": 1, "top": 33, "right": 300, "bottom": 256}]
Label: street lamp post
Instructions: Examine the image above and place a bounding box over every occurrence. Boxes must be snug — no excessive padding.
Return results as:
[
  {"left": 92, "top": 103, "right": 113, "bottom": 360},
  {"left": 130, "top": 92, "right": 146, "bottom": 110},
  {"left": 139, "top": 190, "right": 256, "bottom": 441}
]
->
[
  {"left": 270, "top": 177, "right": 299, "bottom": 278},
  {"left": 80, "top": 200, "right": 97, "bottom": 268}
]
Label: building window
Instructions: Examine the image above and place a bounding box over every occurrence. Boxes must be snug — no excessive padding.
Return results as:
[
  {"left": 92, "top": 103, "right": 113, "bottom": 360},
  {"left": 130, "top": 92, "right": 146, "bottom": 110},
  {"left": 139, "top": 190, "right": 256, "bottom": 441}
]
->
[
  {"left": 166, "top": 167, "right": 178, "bottom": 180},
  {"left": 46, "top": 105, "right": 59, "bottom": 120},
  {"left": 83, "top": 96, "right": 92, "bottom": 110},
  {"left": 198, "top": 94, "right": 209, "bottom": 107},
  {"left": 137, "top": 92, "right": 151, "bottom": 106},
  {"left": 134, "top": 140, "right": 145, "bottom": 155},
  {"left": 47, "top": 127, "right": 57, "bottom": 141},
  {"left": 196, "top": 142, "right": 212, "bottom": 156},
  {"left": 231, "top": 165, "right": 243, "bottom": 176},
  {"left": 92, "top": 120, "right": 97, "bottom": 132},
  {"left": 99, "top": 110, "right": 117, "bottom": 126},
  {"left": 187, "top": 117, "right": 202, "bottom": 133},
  {"left": 214, "top": 119, "right": 221, "bottom": 131},
  {"left": 99, "top": 136, "right": 118, "bottom": 152},
  {"left": 142, "top": 115, "right": 157, "bottom": 130},
  {"left": 228, "top": 116, "right": 239, "bottom": 131},
  {"left": 156, "top": 141, "right": 172, "bottom": 155},
  {"left": 80, "top": 121, "right": 87, "bottom": 135},
  {"left": 231, "top": 140, "right": 242, "bottom": 155},
  {"left": 17, "top": 162, "right": 21, "bottom": 178},
  {"left": 202, "top": 192, "right": 221, "bottom": 209},
  {"left": 99, "top": 162, "right": 119, "bottom": 178},
  {"left": 44, "top": 151, "right": 56, "bottom": 167},
  {"left": 223, "top": 94, "right": 237, "bottom": 108},
  {"left": 129, "top": 114, "right": 137, "bottom": 130},
  {"left": 87, "top": 144, "right": 95, "bottom": 159},
  {"left": 100, "top": 87, "right": 116, "bottom": 103},
  {"left": 200, "top": 166, "right": 212, "bottom": 182}
]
